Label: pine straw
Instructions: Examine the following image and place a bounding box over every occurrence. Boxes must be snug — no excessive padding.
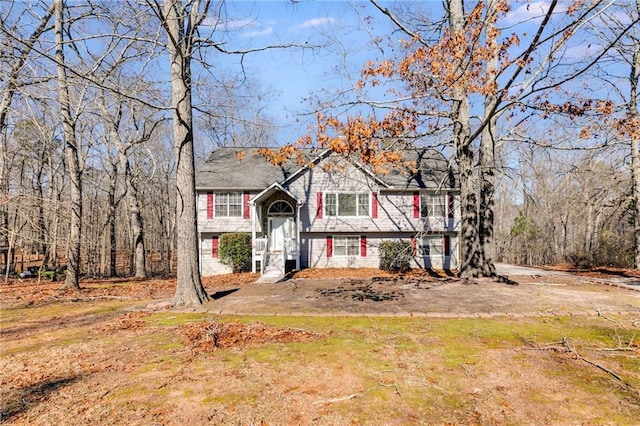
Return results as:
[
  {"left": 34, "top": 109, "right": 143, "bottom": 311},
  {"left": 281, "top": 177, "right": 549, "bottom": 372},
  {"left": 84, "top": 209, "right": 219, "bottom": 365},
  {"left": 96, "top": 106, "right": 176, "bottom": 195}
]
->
[
  {"left": 96, "top": 312, "right": 153, "bottom": 333},
  {"left": 290, "top": 267, "right": 455, "bottom": 279}
]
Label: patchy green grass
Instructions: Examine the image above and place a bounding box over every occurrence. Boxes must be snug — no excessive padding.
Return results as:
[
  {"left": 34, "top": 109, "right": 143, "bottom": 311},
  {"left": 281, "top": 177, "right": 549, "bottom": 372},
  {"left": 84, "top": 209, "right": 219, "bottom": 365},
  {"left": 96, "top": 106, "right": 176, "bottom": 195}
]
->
[{"left": 2, "top": 299, "right": 639, "bottom": 425}]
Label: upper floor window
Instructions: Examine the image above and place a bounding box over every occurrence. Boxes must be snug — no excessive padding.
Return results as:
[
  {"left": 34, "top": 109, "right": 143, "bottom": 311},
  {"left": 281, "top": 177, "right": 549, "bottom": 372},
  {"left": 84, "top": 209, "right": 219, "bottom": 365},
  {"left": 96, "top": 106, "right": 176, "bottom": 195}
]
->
[
  {"left": 215, "top": 192, "right": 242, "bottom": 217},
  {"left": 325, "top": 192, "right": 369, "bottom": 217},
  {"left": 421, "top": 194, "right": 446, "bottom": 218}
]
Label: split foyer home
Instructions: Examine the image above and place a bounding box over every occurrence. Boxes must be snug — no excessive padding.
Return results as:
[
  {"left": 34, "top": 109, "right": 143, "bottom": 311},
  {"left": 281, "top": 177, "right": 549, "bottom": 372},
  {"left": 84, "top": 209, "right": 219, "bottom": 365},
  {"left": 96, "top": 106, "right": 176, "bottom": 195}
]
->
[{"left": 195, "top": 147, "right": 460, "bottom": 280}]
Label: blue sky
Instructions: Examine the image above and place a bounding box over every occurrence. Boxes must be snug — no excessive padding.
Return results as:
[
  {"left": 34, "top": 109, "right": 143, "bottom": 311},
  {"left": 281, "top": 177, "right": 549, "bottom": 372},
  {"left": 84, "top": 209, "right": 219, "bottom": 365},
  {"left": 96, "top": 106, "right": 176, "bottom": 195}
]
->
[
  {"left": 204, "top": 0, "right": 416, "bottom": 143},
  {"left": 200, "top": 0, "right": 612, "bottom": 146}
]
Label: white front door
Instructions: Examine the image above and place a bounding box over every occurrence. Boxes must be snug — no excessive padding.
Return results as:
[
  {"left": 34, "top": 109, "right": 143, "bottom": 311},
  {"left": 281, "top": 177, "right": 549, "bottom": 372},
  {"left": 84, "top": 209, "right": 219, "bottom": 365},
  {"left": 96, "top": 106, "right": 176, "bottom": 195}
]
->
[{"left": 269, "top": 217, "right": 288, "bottom": 251}]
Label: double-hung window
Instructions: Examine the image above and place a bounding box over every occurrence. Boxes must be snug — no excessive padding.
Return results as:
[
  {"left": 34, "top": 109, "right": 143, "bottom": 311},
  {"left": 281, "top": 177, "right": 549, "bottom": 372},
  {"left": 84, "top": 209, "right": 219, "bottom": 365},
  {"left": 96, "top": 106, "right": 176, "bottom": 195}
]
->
[
  {"left": 421, "top": 194, "right": 446, "bottom": 218},
  {"left": 325, "top": 193, "right": 369, "bottom": 217},
  {"left": 420, "top": 236, "right": 444, "bottom": 256},
  {"left": 215, "top": 192, "right": 242, "bottom": 217},
  {"left": 333, "top": 236, "right": 361, "bottom": 256}
]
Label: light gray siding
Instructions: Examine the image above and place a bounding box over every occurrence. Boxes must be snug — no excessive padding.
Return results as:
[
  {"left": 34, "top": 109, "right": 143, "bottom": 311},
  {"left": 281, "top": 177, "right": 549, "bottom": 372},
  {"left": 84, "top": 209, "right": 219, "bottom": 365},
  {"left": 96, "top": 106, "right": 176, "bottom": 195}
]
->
[
  {"left": 199, "top": 233, "right": 233, "bottom": 276},
  {"left": 196, "top": 191, "right": 252, "bottom": 233},
  {"left": 302, "top": 232, "right": 459, "bottom": 270},
  {"left": 285, "top": 157, "right": 459, "bottom": 235},
  {"left": 196, "top": 149, "right": 460, "bottom": 276}
]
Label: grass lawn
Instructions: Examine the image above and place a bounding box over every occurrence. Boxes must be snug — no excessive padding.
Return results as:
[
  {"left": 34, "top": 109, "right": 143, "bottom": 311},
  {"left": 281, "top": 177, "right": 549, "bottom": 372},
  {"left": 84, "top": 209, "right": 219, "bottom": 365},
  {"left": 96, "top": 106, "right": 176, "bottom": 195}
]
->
[{"left": 1, "top": 276, "right": 639, "bottom": 425}]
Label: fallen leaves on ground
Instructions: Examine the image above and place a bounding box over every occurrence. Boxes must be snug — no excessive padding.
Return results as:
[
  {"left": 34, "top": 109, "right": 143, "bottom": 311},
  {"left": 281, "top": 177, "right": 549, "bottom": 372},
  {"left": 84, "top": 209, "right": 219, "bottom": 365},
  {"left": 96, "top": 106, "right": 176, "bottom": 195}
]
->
[
  {"left": 0, "top": 273, "right": 259, "bottom": 308},
  {"left": 96, "top": 311, "right": 153, "bottom": 333},
  {"left": 181, "top": 320, "right": 325, "bottom": 352},
  {"left": 544, "top": 263, "right": 640, "bottom": 278},
  {"left": 290, "top": 267, "right": 455, "bottom": 279}
]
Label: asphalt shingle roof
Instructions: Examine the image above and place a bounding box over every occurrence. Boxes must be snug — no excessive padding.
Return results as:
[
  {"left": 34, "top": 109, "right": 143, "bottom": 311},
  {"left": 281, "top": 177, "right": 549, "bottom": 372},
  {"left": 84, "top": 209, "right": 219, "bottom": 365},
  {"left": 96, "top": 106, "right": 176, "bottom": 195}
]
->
[{"left": 195, "top": 146, "right": 458, "bottom": 191}]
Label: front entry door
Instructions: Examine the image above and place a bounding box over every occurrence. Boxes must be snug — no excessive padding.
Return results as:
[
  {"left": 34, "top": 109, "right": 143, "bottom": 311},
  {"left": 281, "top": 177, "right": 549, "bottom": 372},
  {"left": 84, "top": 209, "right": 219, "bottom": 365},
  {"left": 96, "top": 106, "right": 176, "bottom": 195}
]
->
[{"left": 269, "top": 217, "right": 288, "bottom": 252}]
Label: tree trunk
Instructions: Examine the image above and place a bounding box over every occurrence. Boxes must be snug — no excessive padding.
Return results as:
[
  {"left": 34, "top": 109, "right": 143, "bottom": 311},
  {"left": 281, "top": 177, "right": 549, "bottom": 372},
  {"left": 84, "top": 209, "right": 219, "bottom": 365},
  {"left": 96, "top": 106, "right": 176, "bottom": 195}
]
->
[
  {"left": 165, "top": 0, "right": 208, "bottom": 305},
  {"left": 108, "top": 160, "right": 117, "bottom": 277},
  {"left": 478, "top": 0, "right": 499, "bottom": 277},
  {"left": 35, "top": 168, "right": 49, "bottom": 267},
  {"left": 118, "top": 148, "right": 147, "bottom": 278},
  {"left": 449, "top": 0, "right": 481, "bottom": 278},
  {"left": 630, "top": 36, "right": 640, "bottom": 269},
  {"left": 55, "top": 0, "right": 81, "bottom": 290}
]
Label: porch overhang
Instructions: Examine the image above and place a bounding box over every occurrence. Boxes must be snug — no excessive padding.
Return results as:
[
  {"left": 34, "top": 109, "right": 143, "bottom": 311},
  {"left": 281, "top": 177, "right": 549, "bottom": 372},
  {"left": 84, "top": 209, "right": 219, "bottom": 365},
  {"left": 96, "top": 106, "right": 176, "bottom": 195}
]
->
[{"left": 249, "top": 182, "right": 304, "bottom": 206}]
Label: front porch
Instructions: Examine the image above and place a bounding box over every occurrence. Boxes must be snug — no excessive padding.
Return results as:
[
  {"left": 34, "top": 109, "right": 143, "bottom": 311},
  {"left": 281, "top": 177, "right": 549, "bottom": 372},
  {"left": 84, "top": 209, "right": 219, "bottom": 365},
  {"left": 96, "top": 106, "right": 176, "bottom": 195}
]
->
[
  {"left": 250, "top": 183, "right": 302, "bottom": 279},
  {"left": 252, "top": 235, "right": 299, "bottom": 280}
]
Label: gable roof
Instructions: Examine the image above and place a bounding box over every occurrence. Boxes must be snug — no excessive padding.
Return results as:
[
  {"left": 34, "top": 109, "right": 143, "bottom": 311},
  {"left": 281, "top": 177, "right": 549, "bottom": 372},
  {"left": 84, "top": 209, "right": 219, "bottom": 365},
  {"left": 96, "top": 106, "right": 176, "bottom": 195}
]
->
[{"left": 196, "top": 146, "right": 457, "bottom": 191}]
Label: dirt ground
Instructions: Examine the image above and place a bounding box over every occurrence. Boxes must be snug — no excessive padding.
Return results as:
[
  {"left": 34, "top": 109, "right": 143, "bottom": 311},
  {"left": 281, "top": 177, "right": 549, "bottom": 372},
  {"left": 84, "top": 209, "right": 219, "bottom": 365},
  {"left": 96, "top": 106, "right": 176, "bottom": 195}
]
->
[
  {"left": 204, "top": 268, "right": 640, "bottom": 317},
  {"left": 1, "top": 267, "right": 640, "bottom": 425}
]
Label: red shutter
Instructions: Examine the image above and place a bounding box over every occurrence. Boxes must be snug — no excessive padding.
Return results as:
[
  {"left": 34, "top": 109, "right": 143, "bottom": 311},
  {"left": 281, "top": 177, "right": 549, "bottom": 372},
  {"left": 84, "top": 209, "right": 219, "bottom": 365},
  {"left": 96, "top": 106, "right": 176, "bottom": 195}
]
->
[
  {"left": 371, "top": 193, "right": 378, "bottom": 218},
  {"left": 212, "top": 236, "right": 219, "bottom": 258},
  {"left": 443, "top": 235, "right": 450, "bottom": 256},
  {"left": 317, "top": 192, "right": 323, "bottom": 219},
  {"left": 206, "top": 192, "right": 214, "bottom": 219},
  {"left": 413, "top": 192, "right": 420, "bottom": 218},
  {"left": 243, "top": 192, "right": 250, "bottom": 219},
  {"left": 360, "top": 236, "right": 367, "bottom": 257},
  {"left": 326, "top": 235, "right": 333, "bottom": 257},
  {"left": 411, "top": 237, "right": 417, "bottom": 256},
  {"left": 447, "top": 193, "right": 454, "bottom": 219}
]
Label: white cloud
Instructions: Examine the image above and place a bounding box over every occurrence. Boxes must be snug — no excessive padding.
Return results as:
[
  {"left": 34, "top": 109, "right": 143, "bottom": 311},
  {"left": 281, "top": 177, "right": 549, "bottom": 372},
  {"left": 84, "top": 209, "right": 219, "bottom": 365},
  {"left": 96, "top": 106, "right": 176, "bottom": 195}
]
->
[
  {"left": 240, "top": 26, "right": 274, "bottom": 38},
  {"left": 296, "top": 16, "right": 336, "bottom": 29}
]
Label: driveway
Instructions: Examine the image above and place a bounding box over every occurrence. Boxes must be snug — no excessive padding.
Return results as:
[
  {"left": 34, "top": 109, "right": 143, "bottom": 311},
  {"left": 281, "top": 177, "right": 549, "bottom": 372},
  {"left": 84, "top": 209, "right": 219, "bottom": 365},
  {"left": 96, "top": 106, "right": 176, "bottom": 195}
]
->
[
  {"left": 494, "top": 263, "right": 567, "bottom": 276},
  {"left": 495, "top": 262, "right": 640, "bottom": 291},
  {"left": 207, "top": 265, "right": 640, "bottom": 317}
]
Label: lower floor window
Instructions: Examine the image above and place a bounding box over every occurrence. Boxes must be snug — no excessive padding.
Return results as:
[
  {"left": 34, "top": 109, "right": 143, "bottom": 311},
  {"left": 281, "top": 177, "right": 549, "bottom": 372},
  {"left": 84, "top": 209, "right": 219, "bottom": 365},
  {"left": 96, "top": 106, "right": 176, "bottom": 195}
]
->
[
  {"left": 334, "top": 235, "right": 360, "bottom": 256},
  {"left": 420, "top": 236, "right": 444, "bottom": 256}
]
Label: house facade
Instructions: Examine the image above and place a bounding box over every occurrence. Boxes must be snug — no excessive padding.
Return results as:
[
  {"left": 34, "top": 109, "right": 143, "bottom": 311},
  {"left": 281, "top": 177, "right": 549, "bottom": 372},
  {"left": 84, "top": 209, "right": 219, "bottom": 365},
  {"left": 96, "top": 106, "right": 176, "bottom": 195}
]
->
[{"left": 195, "top": 147, "right": 460, "bottom": 278}]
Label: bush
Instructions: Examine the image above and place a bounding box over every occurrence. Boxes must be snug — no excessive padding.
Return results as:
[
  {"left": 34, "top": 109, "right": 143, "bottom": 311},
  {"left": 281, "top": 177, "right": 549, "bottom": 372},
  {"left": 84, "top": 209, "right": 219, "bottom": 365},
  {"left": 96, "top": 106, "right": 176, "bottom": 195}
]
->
[
  {"left": 567, "top": 251, "right": 593, "bottom": 269},
  {"left": 379, "top": 240, "right": 412, "bottom": 273},
  {"left": 38, "top": 270, "right": 57, "bottom": 280},
  {"left": 219, "top": 233, "right": 252, "bottom": 273}
]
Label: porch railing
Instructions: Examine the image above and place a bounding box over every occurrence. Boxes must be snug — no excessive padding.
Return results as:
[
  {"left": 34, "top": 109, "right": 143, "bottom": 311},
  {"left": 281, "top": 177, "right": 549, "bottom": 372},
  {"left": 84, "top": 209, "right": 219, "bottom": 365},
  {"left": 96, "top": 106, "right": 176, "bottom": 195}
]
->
[
  {"left": 284, "top": 237, "right": 298, "bottom": 258},
  {"left": 253, "top": 237, "right": 268, "bottom": 275}
]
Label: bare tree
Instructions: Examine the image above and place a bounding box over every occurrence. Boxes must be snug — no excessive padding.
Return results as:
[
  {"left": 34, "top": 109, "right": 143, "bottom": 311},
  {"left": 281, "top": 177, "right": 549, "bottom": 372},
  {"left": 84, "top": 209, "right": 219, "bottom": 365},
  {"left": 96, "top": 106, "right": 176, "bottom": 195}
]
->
[
  {"left": 153, "top": 0, "right": 209, "bottom": 306},
  {"left": 0, "top": 0, "right": 55, "bottom": 276},
  {"left": 598, "top": 2, "right": 640, "bottom": 268},
  {"left": 54, "top": 0, "right": 82, "bottom": 290},
  {"left": 324, "top": 0, "right": 635, "bottom": 277}
]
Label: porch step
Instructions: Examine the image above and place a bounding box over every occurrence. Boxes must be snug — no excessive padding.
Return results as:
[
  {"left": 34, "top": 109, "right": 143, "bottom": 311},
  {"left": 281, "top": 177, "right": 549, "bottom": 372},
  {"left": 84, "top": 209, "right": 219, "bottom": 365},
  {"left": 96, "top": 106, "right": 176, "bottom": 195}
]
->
[{"left": 257, "top": 252, "right": 284, "bottom": 283}]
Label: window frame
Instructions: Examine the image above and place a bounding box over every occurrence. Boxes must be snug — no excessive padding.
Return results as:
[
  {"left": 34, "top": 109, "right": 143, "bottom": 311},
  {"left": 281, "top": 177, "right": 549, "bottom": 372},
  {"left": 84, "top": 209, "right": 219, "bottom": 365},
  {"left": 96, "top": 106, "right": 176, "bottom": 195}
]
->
[
  {"left": 324, "top": 192, "right": 370, "bottom": 217},
  {"left": 421, "top": 193, "right": 446, "bottom": 218},
  {"left": 214, "top": 191, "right": 243, "bottom": 217},
  {"left": 268, "top": 200, "right": 294, "bottom": 216},
  {"left": 333, "top": 235, "right": 361, "bottom": 257},
  {"left": 420, "top": 235, "right": 444, "bottom": 257}
]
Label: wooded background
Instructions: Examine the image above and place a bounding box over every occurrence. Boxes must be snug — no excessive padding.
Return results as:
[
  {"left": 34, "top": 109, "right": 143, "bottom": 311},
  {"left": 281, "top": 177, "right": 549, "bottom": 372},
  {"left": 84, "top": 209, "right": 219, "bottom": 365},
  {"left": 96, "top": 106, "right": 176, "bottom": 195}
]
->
[{"left": 1, "top": 0, "right": 637, "bottom": 284}]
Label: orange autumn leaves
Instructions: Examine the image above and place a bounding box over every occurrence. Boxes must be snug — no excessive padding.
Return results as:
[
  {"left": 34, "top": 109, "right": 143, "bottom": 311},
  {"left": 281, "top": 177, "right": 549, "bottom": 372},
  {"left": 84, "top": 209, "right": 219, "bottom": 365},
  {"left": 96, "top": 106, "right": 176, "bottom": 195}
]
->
[
  {"left": 362, "top": 1, "right": 515, "bottom": 100},
  {"left": 259, "top": 111, "right": 417, "bottom": 175},
  {"left": 260, "top": 0, "right": 630, "bottom": 169}
]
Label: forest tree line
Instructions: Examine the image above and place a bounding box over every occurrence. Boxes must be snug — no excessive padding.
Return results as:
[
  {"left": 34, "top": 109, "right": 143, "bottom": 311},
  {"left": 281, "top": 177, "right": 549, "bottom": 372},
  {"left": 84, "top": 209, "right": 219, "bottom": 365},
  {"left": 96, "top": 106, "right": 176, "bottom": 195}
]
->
[{"left": 1, "top": 1, "right": 638, "bottom": 292}]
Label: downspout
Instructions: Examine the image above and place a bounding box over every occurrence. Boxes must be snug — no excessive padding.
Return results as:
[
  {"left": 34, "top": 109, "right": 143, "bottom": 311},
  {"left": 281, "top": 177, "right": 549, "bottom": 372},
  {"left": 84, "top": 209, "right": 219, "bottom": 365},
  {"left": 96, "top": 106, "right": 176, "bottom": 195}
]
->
[
  {"left": 198, "top": 231, "right": 202, "bottom": 275},
  {"left": 296, "top": 202, "right": 303, "bottom": 271},
  {"left": 250, "top": 200, "right": 256, "bottom": 273}
]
